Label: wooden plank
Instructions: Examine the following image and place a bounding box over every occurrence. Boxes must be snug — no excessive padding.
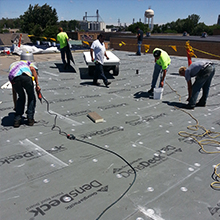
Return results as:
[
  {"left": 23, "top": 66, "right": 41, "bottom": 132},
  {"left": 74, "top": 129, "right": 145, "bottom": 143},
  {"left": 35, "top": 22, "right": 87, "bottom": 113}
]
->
[{"left": 87, "top": 112, "right": 104, "bottom": 123}]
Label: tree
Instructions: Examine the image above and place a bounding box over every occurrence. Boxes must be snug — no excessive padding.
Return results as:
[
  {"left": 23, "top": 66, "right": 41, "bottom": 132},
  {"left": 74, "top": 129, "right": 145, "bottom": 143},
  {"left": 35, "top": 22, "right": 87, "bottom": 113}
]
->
[
  {"left": 68, "top": 20, "right": 80, "bottom": 31},
  {"left": 175, "top": 18, "right": 185, "bottom": 33},
  {"left": 127, "top": 22, "right": 149, "bottom": 34},
  {"left": 44, "top": 25, "right": 58, "bottom": 38},
  {"left": 161, "top": 23, "right": 168, "bottom": 33},
  {"left": 58, "top": 20, "right": 68, "bottom": 31},
  {"left": 106, "top": 25, "right": 114, "bottom": 29},
  {"left": 191, "top": 22, "right": 210, "bottom": 36},
  {"left": 0, "top": 18, "right": 21, "bottom": 29},
  {"left": 182, "top": 14, "right": 200, "bottom": 34},
  {"left": 32, "top": 24, "right": 43, "bottom": 37},
  {"left": 57, "top": 20, "right": 81, "bottom": 32},
  {"left": 19, "top": 3, "right": 58, "bottom": 37},
  {"left": 152, "top": 24, "right": 162, "bottom": 33}
]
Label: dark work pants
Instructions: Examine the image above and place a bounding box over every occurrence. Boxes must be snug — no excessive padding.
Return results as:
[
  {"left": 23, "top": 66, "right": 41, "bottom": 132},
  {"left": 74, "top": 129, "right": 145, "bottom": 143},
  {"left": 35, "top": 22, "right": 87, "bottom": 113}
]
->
[
  {"left": 94, "top": 62, "right": 108, "bottom": 84},
  {"left": 189, "top": 64, "right": 215, "bottom": 106},
  {"left": 12, "top": 73, "right": 36, "bottom": 120},
  {"left": 60, "top": 46, "right": 70, "bottom": 65}
]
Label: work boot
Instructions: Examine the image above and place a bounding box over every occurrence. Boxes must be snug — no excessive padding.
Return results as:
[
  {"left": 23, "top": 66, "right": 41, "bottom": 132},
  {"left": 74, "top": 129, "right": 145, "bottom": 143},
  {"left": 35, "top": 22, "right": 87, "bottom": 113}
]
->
[
  {"left": 28, "top": 118, "right": 35, "bottom": 126},
  {"left": 64, "top": 63, "right": 68, "bottom": 69},
  {"left": 183, "top": 104, "right": 195, "bottom": 110},
  {"left": 93, "top": 81, "right": 100, "bottom": 86},
  {"left": 105, "top": 82, "right": 111, "bottom": 88},
  {"left": 148, "top": 88, "right": 154, "bottom": 94},
  {"left": 196, "top": 101, "right": 206, "bottom": 107},
  {"left": 14, "top": 119, "right": 21, "bottom": 128}
]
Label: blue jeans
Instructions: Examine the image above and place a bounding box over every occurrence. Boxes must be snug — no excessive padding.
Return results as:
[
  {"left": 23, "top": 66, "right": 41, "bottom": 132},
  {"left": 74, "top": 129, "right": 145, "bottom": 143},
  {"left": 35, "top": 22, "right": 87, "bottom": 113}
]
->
[
  {"left": 12, "top": 74, "right": 36, "bottom": 120},
  {"left": 189, "top": 64, "right": 215, "bottom": 107},
  {"left": 94, "top": 62, "right": 108, "bottom": 84},
  {"left": 137, "top": 41, "right": 142, "bottom": 55},
  {"left": 151, "top": 63, "right": 170, "bottom": 89},
  {"left": 60, "top": 46, "right": 70, "bottom": 65}
]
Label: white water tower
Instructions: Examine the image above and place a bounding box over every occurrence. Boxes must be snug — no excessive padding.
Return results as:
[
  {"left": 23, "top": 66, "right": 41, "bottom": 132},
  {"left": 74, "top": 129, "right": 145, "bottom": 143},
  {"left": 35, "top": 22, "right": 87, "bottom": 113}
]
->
[{"left": 145, "top": 7, "right": 154, "bottom": 31}]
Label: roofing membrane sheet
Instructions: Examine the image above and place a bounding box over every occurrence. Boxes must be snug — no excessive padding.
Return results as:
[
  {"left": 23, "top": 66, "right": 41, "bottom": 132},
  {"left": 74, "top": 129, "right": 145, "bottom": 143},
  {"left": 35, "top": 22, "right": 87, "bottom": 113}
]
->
[{"left": 0, "top": 51, "right": 220, "bottom": 220}]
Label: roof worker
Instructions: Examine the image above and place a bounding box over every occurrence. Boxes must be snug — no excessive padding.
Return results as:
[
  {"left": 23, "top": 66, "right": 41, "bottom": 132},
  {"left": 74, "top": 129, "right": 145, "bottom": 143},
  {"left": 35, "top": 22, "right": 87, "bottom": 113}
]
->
[
  {"left": 179, "top": 61, "right": 215, "bottom": 109},
  {"left": 148, "top": 48, "right": 171, "bottom": 95},
  {"left": 57, "top": 27, "right": 70, "bottom": 69},
  {"left": 8, "top": 60, "right": 40, "bottom": 127},
  {"left": 136, "top": 26, "right": 143, "bottom": 56},
  {"left": 90, "top": 34, "right": 111, "bottom": 88}
]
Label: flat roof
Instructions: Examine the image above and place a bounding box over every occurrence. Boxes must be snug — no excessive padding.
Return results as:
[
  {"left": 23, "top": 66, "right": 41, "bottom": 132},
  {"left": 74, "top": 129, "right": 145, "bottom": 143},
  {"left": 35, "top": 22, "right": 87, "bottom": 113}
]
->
[
  {"left": 0, "top": 51, "right": 220, "bottom": 220},
  {"left": 116, "top": 34, "right": 220, "bottom": 42}
]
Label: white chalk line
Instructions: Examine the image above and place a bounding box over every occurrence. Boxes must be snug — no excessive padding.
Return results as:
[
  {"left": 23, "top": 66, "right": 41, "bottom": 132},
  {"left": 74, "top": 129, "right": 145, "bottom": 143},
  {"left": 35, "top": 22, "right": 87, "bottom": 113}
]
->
[
  {"left": 42, "top": 71, "right": 59, "bottom": 77},
  {"left": 47, "top": 110, "right": 82, "bottom": 126},
  {"left": 25, "top": 139, "right": 69, "bottom": 167}
]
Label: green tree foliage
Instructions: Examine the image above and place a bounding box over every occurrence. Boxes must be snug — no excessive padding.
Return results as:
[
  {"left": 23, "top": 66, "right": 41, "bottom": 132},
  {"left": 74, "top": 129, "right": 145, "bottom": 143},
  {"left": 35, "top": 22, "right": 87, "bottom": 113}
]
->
[
  {"left": 58, "top": 20, "right": 68, "bottom": 32},
  {"left": 152, "top": 14, "right": 203, "bottom": 35},
  {"left": 191, "top": 22, "right": 208, "bottom": 35},
  {"left": 0, "top": 18, "right": 21, "bottom": 33},
  {"left": 183, "top": 14, "right": 200, "bottom": 34},
  {"left": 68, "top": 20, "right": 80, "bottom": 31},
  {"left": 127, "top": 22, "right": 150, "bottom": 34},
  {"left": 175, "top": 18, "right": 185, "bottom": 33},
  {"left": 32, "top": 24, "right": 43, "bottom": 37},
  {"left": 44, "top": 25, "right": 59, "bottom": 38},
  {"left": 0, "top": 18, "right": 21, "bottom": 30},
  {"left": 106, "top": 25, "right": 114, "bottom": 29},
  {"left": 56, "top": 20, "right": 80, "bottom": 32},
  {"left": 151, "top": 24, "right": 162, "bottom": 33},
  {"left": 19, "top": 3, "right": 58, "bottom": 37}
]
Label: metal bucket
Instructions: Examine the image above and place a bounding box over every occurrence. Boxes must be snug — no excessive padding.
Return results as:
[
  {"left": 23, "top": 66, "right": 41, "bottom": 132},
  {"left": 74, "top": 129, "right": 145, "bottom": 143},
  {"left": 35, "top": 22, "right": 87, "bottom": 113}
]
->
[
  {"left": 20, "top": 52, "right": 34, "bottom": 61},
  {"left": 20, "top": 52, "right": 38, "bottom": 69}
]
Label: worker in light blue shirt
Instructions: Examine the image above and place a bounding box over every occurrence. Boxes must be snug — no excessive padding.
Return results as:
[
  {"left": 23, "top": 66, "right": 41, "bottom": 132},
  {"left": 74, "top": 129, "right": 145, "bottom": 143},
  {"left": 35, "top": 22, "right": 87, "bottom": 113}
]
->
[{"left": 179, "top": 61, "right": 215, "bottom": 109}]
